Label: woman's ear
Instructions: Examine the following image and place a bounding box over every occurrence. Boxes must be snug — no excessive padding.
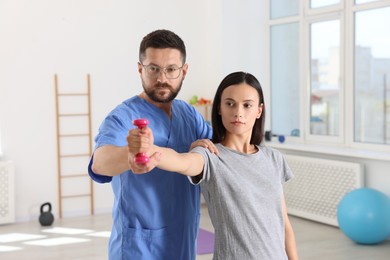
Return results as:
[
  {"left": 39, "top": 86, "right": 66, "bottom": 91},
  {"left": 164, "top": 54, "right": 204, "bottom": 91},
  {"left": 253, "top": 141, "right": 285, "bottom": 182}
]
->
[{"left": 257, "top": 103, "right": 264, "bottom": 118}]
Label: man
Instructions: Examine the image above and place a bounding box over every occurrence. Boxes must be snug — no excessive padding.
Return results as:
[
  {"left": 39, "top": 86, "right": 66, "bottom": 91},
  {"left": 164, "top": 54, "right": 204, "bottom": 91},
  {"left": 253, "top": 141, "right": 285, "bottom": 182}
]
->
[{"left": 88, "top": 29, "right": 213, "bottom": 259}]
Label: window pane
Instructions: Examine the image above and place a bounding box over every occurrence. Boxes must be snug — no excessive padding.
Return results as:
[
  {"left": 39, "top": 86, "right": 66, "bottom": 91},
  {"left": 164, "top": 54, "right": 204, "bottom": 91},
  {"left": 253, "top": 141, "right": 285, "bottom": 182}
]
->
[
  {"left": 271, "top": 23, "right": 300, "bottom": 137},
  {"left": 311, "top": 0, "right": 340, "bottom": 8},
  {"left": 310, "top": 20, "right": 340, "bottom": 136},
  {"left": 270, "top": 0, "right": 299, "bottom": 19},
  {"left": 354, "top": 7, "right": 390, "bottom": 144}
]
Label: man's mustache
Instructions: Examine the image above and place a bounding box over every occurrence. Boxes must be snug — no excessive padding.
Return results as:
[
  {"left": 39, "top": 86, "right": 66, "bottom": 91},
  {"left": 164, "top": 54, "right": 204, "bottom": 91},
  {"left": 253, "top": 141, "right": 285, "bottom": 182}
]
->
[{"left": 154, "top": 83, "right": 172, "bottom": 89}]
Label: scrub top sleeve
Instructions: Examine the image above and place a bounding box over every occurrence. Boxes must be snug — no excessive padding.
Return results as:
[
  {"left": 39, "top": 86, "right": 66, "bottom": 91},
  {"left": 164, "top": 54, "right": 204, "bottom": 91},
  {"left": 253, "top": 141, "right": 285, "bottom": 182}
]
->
[
  {"left": 88, "top": 154, "right": 113, "bottom": 183},
  {"left": 192, "top": 106, "right": 212, "bottom": 140},
  {"left": 87, "top": 102, "right": 134, "bottom": 184},
  {"left": 95, "top": 113, "right": 131, "bottom": 147}
]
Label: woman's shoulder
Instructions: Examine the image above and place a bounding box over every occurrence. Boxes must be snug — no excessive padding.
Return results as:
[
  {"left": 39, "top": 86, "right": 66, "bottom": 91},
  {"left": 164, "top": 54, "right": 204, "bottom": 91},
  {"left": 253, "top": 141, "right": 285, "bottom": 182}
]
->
[{"left": 258, "top": 145, "right": 285, "bottom": 159}]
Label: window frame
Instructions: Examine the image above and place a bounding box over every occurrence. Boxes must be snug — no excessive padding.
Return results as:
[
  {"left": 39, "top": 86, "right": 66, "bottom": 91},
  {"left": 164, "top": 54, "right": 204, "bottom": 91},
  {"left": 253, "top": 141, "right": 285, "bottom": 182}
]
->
[
  {"left": 305, "top": 0, "right": 344, "bottom": 15},
  {"left": 268, "top": 0, "right": 390, "bottom": 153}
]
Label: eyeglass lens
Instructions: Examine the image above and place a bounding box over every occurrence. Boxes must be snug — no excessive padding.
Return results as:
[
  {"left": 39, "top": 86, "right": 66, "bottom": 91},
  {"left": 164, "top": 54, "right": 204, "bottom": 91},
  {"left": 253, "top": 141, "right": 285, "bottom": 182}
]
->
[{"left": 144, "top": 65, "right": 182, "bottom": 79}]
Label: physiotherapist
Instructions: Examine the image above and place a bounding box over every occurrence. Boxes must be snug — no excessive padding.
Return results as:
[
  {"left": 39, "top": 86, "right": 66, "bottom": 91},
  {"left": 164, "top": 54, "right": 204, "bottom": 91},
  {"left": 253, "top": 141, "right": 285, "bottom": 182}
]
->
[{"left": 88, "top": 29, "right": 214, "bottom": 260}]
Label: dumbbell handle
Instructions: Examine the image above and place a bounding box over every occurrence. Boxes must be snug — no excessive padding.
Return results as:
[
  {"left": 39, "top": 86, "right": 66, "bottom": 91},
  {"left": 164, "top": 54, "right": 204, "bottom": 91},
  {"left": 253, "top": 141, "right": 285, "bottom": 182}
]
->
[{"left": 133, "top": 118, "right": 150, "bottom": 164}]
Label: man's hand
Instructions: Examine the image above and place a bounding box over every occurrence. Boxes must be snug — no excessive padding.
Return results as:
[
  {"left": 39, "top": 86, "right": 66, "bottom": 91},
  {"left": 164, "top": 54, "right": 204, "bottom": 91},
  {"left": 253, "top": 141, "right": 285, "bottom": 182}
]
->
[
  {"left": 127, "top": 127, "right": 153, "bottom": 155},
  {"left": 127, "top": 127, "right": 160, "bottom": 174}
]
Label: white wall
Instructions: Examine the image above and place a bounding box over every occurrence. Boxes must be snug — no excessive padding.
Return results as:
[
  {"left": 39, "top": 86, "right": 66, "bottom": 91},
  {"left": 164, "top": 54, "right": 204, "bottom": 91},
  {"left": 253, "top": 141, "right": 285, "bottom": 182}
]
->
[{"left": 0, "top": 0, "right": 269, "bottom": 222}]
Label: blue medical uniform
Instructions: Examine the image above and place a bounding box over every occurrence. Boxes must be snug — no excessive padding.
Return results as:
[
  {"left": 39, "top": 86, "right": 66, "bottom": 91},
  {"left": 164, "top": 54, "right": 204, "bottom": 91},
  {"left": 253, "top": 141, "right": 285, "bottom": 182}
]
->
[{"left": 88, "top": 96, "right": 212, "bottom": 260}]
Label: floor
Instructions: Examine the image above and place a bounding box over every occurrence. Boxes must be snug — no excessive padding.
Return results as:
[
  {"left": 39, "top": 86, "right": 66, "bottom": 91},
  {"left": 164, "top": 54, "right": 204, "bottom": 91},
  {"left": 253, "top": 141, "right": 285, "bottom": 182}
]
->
[{"left": 0, "top": 205, "right": 389, "bottom": 260}]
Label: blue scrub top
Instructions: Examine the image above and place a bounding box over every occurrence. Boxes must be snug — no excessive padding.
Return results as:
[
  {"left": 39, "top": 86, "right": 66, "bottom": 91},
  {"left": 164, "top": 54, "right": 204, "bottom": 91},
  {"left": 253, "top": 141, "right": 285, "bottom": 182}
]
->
[{"left": 88, "top": 96, "right": 212, "bottom": 260}]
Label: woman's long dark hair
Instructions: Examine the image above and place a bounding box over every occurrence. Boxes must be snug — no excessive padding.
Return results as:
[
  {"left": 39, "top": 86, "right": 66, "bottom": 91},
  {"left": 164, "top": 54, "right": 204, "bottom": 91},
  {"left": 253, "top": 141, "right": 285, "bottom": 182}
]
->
[{"left": 211, "top": 72, "right": 265, "bottom": 145}]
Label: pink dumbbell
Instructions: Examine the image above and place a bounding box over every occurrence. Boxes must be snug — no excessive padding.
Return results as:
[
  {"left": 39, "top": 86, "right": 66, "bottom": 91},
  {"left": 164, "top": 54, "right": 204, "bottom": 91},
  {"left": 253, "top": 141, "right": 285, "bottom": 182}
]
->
[{"left": 132, "top": 118, "right": 150, "bottom": 164}]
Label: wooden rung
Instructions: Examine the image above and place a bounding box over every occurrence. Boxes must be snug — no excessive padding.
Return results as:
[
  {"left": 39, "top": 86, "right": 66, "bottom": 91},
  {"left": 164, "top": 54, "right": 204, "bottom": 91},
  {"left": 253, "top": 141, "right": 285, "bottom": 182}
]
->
[
  {"left": 60, "top": 174, "right": 88, "bottom": 178},
  {"left": 60, "top": 153, "right": 90, "bottom": 158},
  {"left": 61, "top": 194, "right": 92, "bottom": 199},
  {"left": 59, "top": 113, "right": 89, "bottom": 117},
  {"left": 60, "top": 133, "right": 89, "bottom": 137},
  {"left": 58, "top": 93, "right": 88, "bottom": 96}
]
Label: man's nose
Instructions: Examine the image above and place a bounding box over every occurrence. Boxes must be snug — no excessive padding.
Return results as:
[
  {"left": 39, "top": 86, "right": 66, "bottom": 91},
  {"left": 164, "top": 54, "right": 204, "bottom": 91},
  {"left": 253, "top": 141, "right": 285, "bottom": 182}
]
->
[{"left": 156, "top": 69, "right": 168, "bottom": 82}]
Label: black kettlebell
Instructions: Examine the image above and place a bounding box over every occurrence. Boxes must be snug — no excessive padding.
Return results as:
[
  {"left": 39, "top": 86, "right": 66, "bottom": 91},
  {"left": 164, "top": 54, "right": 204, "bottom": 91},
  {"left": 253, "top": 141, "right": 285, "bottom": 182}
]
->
[{"left": 39, "top": 202, "right": 54, "bottom": 226}]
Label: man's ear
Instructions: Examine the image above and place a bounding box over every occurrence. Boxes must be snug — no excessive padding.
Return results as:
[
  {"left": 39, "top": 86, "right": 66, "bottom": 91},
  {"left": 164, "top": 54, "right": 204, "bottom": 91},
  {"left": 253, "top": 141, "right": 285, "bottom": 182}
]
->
[{"left": 182, "top": 63, "right": 189, "bottom": 79}]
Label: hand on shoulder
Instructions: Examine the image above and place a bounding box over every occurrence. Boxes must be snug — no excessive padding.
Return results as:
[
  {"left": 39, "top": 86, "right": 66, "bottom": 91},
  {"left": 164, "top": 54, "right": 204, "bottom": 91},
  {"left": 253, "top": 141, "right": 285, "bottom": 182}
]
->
[{"left": 190, "top": 139, "right": 219, "bottom": 155}]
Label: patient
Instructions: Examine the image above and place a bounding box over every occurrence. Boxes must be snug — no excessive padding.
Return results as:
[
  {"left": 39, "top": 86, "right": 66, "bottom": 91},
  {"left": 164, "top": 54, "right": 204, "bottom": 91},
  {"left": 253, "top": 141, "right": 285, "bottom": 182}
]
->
[{"left": 128, "top": 71, "right": 299, "bottom": 259}]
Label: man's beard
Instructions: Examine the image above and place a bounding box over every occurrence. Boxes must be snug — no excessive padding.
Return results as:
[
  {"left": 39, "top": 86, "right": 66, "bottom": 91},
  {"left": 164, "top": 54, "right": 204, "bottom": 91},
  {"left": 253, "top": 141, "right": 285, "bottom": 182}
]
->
[{"left": 143, "top": 81, "right": 183, "bottom": 103}]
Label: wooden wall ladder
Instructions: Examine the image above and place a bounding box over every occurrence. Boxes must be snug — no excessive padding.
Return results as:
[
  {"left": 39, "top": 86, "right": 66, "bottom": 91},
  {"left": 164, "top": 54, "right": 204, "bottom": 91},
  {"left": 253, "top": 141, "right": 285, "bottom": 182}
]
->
[{"left": 54, "top": 74, "right": 94, "bottom": 218}]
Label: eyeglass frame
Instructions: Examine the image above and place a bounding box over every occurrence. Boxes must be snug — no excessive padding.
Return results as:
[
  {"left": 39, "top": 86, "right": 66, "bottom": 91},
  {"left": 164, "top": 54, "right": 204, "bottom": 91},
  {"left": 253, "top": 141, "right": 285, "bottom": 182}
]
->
[{"left": 138, "top": 61, "right": 185, "bottom": 79}]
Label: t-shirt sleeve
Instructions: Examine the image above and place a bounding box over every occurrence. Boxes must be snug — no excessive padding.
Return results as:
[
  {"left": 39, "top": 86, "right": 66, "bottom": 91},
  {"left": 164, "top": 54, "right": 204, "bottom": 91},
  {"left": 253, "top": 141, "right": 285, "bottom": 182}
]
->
[
  {"left": 187, "top": 146, "right": 211, "bottom": 185},
  {"left": 279, "top": 152, "right": 293, "bottom": 183}
]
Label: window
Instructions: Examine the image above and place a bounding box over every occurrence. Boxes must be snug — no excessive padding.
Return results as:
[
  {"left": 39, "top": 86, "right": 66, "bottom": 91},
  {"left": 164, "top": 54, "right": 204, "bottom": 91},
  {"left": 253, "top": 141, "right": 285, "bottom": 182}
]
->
[
  {"left": 269, "top": 0, "right": 390, "bottom": 150},
  {"left": 269, "top": 2, "right": 301, "bottom": 137},
  {"left": 270, "top": 0, "right": 299, "bottom": 19},
  {"left": 354, "top": 6, "right": 390, "bottom": 145},
  {"left": 309, "top": 19, "right": 341, "bottom": 137},
  {"left": 270, "top": 22, "right": 300, "bottom": 137}
]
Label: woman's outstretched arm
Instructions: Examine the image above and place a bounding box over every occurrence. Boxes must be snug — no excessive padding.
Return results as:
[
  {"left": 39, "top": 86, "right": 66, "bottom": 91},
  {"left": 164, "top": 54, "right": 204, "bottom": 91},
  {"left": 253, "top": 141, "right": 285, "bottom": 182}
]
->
[
  {"left": 127, "top": 126, "right": 205, "bottom": 176},
  {"left": 152, "top": 145, "right": 205, "bottom": 177}
]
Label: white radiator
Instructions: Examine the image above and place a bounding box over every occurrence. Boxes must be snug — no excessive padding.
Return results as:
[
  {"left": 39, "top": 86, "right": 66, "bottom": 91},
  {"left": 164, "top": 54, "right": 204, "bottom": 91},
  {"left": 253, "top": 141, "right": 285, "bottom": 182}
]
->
[
  {"left": 0, "top": 161, "right": 15, "bottom": 224},
  {"left": 283, "top": 155, "right": 364, "bottom": 226}
]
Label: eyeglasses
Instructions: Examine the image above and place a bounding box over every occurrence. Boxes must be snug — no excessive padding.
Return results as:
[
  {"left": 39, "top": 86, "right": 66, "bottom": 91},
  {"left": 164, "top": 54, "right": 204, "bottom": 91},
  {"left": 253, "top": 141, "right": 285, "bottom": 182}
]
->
[{"left": 139, "top": 62, "right": 184, "bottom": 79}]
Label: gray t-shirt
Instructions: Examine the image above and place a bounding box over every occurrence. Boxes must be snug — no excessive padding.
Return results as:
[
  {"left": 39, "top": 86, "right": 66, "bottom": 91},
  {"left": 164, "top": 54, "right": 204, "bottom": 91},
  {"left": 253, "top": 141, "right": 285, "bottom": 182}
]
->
[{"left": 190, "top": 143, "right": 293, "bottom": 260}]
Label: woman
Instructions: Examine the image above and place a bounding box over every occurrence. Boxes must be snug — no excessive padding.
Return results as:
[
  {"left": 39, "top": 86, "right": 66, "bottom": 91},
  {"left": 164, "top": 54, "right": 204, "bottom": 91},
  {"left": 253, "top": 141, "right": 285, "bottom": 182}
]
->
[{"left": 128, "top": 71, "right": 299, "bottom": 260}]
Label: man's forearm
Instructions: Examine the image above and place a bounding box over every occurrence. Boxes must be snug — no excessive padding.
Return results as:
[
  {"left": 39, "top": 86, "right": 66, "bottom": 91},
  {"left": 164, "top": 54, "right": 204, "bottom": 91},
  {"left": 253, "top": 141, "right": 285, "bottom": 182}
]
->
[{"left": 91, "top": 145, "right": 131, "bottom": 176}]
